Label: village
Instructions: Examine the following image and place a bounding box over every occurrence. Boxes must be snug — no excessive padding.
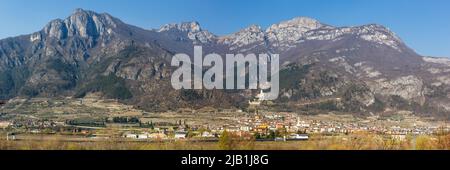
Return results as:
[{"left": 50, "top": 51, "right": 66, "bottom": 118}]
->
[
  {"left": 0, "top": 95, "right": 449, "bottom": 144},
  {"left": 1, "top": 110, "right": 448, "bottom": 142}
]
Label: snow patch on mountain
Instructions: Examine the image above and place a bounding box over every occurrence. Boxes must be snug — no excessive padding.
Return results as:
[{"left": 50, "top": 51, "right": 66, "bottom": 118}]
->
[
  {"left": 215, "top": 17, "right": 402, "bottom": 52},
  {"left": 219, "top": 25, "right": 265, "bottom": 50},
  {"left": 358, "top": 25, "right": 402, "bottom": 51},
  {"left": 423, "top": 57, "right": 450, "bottom": 67},
  {"left": 156, "top": 16, "right": 404, "bottom": 52},
  {"left": 265, "top": 17, "right": 328, "bottom": 49},
  {"left": 303, "top": 24, "right": 402, "bottom": 51}
]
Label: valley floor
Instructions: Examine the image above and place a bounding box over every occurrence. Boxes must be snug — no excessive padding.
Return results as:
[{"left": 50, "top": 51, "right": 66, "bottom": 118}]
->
[{"left": 1, "top": 96, "right": 449, "bottom": 150}]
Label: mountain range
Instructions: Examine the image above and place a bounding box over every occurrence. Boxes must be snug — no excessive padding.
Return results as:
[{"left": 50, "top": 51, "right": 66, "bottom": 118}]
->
[{"left": 1, "top": 9, "right": 449, "bottom": 119}]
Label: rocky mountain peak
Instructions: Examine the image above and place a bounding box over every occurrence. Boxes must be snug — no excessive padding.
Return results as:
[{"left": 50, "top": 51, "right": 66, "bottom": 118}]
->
[
  {"left": 72, "top": 8, "right": 94, "bottom": 16},
  {"left": 158, "top": 21, "right": 216, "bottom": 44},
  {"left": 218, "top": 24, "right": 265, "bottom": 49},
  {"left": 357, "top": 24, "right": 400, "bottom": 40},
  {"left": 265, "top": 17, "right": 329, "bottom": 49},
  {"left": 243, "top": 24, "right": 263, "bottom": 32},
  {"left": 158, "top": 21, "right": 202, "bottom": 32},
  {"left": 272, "top": 17, "right": 324, "bottom": 29},
  {"left": 353, "top": 24, "right": 403, "bottom": 51},
  {"left": 42, "top": 8, "right": 118, "bottom": 40},
  {"left": 266, "top": 17, "right": 326, "bottom": 34},
  {"left": 43, "top": 19, "right": 67, "bottom": 39}
]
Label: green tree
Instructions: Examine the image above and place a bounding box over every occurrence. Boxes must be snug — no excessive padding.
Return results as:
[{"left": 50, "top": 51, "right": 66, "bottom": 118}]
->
[
  {"left": 268, "top": 130, "right": 276, "bottom": 139},
  {"left": 218, "top": 130, "right": 235, "bottom": 150}
]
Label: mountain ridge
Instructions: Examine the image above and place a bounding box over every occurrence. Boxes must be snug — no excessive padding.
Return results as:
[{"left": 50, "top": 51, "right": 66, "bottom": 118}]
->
[{"left": 1, "top": 8, "right": 449, "bottom": 119}]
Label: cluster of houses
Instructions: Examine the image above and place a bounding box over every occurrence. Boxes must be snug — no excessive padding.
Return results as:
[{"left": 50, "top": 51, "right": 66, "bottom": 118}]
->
[
  {"left": 183, "top": 112, "right": 450, "bottom": 141},
  {"left": 123, "top": 132, "right": 169, "bottom": 140},
  {"left": 1, "top": 108, "right": 449, "bottom": 142},
  {"left": 7, "top": 119, "right": 62, "bottom": 129},
  {"left": 121, "top": 130, "right": 216, "bottom": 140}
]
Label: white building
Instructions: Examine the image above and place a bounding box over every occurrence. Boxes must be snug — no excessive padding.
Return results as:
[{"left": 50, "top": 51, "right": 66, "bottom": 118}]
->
[
  {"left": 0, "top": 121, "right": 11, "bottom": 129},
  {"left": 125, "top": 134, "right": 138, "bottom": 139},
  {"left": 240, "top": 126, "right": 251, "bottom": 132},
  {"left": 137, "top": 133, "right": 149, "bottom": 139},
  {"left": 201, "top": 131, "right": 215, "bottom": 138},
  {"left": 288, "top": 134, "right": 309, "bottom": 140},
  {"left": 175, "top": 132, "right": 187, "bottom": 139}
]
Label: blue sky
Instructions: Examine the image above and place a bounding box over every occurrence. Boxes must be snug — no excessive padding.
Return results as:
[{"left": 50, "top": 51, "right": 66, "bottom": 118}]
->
[{"left": 0, "top": 0, "right": 449, "bottom": 57}]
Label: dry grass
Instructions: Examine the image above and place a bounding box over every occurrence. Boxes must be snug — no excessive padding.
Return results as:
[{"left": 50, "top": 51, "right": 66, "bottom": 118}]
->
[{"left": 1, "top": 132, "right": 449, "bottom": 150}]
